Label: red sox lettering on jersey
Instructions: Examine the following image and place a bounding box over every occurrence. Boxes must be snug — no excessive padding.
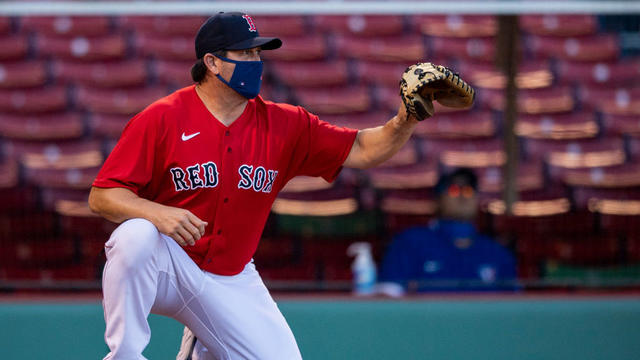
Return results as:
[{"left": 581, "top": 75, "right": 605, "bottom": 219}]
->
[{"left": 169, "top": 162, "right": 278, "bottom": 193}]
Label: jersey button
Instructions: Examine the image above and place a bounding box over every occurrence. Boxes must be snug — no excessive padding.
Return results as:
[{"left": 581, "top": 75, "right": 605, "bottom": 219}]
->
[
  {"left": 227, "top": 147, "right": 232, "bottom": 153},
  {"left": 223, "top": 197, "right": 229, "bottom": 203},
  {"left": 207, "top": 258, "right": 212, "bottom": 263},
  {"left": 217, "top": 229, "right": 222, "bottom": 235},
  {"left": 225, "top": 131, "right": 230, "bottom": 136}
]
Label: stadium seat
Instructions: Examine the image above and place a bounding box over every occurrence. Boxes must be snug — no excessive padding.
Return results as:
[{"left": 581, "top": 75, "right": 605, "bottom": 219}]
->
[
  {"left": 368, "top": 159, "right": 438, "bottom": 190},
  {"left": 319, "top": 111, "right": 390, "bottom": 130},
  {"left": 314, "top": 15, "right": 405, "bottom": 36},
  {"left": 523, "top": 137, "right": 625, "bottom": 169},
  {"left": 413, "top": 110, "right": 496, "bottom": 139},
  {"left": 519, "top": 15, "right": 597, "bottom": 36},
  {"left": 526, "top": 34, "right": 619, "bottom": 62},
  {"left": 252, "top": 235, "right": 297, "bottom": 268},
  {"left": 35, "top": 33, "right": 127, "bottom": 61},
  {"left": 253, "top": 15, "right": 309, "bottom": 37},
  {"left": 561, "top": 163, "right": 640, "bottom": 189},
  {"left": 20, "top": 16, "right": 112, "bottom": 37},
  {"left": 379, "top": 139, "right": 419, "bottom": 167},
  {"left": 420, "top": 138, "right": 505, "bottom": 168},
  {"left": 601, "top": 113, "right": 640, "bottom": 137},
  {"left": 39, "top": 187, "right": 92, "bottom": 212},
  {"left": 0, "top": 159, "right": 18, "bottom": 190},
  {"left": 281, "top": 176, "right": 333, "bottom": 193},
  {"left": 335, "top": 34, "right": 426, "bottom": 62},
  {"left": 0, "top": 35, "right": 29, "bottom": 61},
  {"left": 515, "top": 111, "right": 599, "bottom": 140},
  {"left": 0, "top": 86, "right": 68, "bottom": 114},
  {"left": 258, "top": 35, "right": 328, "bottom": 62},
  {"left": 0, "top": 112, "right": 84, "bottom": 141},
  {"left": 456, "top": 59, "right": 553, "bottom": 90},
  {"left": 75, "top": 86, "right": 168, "bottom": 115},
  {"left": 0, "top": 16, "right": 11, "bottom": 34},
  {"left": 579, "top": 85, "right": 640, "bottom": 116},
  {"left": 0, "top": 61, "right": 48, "bottom": 88},
  {"left": 0, "top": 210, "right": 57, "bottom": 241},
  {"left": 88, "top": 112, "right": 129, "bottom": 139},
  {"left": 134, "top": 33, "right": 193, "bottom": 60},
  {"left": 474, "top": 161, "right": 545, "bottom": 193},
  {"left": 376, "top": 85, "right": 469, "bottom": 113},
  {"left": 6, "top": 139, "right": 103, "bottom": 170},
  {"left": 482, "top": 86, "right": 575, "bottom": 114},
  {"left": 354, "top": 60, "right": 419, "bottom": 87},
  {"left": 379, "top": 188, "right": 436, "bottom": 234},
  {"left": 430, "top": 36, "right": 496, "bottom": 62},
  {"left": 119, "top": 16, "right": 205, "bottom": 36},
  {"left": 573, "top": 187, "right": 640, "bottom": 237},
  {"left": 556, "top": 58, "right": 640, "bottom": 87},
  {"left": 269, "top": 60, "right": 349, "bottom": 88},
  {"left": 23, "top": 166, "right": 100, "bottom": 189},
  {"left": 415, "top": 15, "right": 497, "bottom": 37},
  {"left": 272, "top": 187, "right": 358, "bottom": 216},
  {"left": 293, "top": 85, "right": 371, "bottom": 114},
  {"left": 53, "top": 60, "right": 148, "bottom": 87},
  {"left": 154, "top": 59, "right": 194, "bottom": 88},
  {"left": 0, "top": 236, "right": 76, "bottom": 267}
]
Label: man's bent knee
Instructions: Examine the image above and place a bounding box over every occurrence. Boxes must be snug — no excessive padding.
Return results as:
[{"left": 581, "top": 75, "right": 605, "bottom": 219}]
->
[{"left": 107, "top": 218, "right": 162, "bottom": 269}]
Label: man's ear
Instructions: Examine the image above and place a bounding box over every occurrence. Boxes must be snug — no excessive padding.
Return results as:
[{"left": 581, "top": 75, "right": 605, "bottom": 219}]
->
[{"left": 203, "top": 54, "right": 220, "bottom": 75}]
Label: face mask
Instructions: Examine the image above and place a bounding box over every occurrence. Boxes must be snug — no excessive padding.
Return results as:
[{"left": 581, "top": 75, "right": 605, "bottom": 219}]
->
[{"left": 214, "top": 55, "right": 263, "bottom": 99}]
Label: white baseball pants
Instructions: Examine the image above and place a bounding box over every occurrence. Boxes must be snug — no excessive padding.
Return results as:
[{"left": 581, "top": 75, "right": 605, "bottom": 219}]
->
[{"left": 101, "top": 218, "right": 302, "bottom": 360}]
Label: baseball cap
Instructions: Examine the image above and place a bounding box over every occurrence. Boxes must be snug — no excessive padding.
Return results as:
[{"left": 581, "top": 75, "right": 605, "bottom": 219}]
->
[
  {"left": 195, "top": 12, "right": 282, "bottom": 59},
  {"left": 434, "top": 168, "right": 478, "bottom": 195}
]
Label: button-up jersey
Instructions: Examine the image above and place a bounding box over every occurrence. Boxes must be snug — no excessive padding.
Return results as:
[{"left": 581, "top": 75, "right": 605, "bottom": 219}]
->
[{"left": 93, "top": 85, "right": 358, "bottom": 275}]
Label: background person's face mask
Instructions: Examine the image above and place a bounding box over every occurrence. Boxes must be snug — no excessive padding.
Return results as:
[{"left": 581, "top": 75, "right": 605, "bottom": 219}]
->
[{"left": 214, "top": 55, "right": 263, "bottom": 99}]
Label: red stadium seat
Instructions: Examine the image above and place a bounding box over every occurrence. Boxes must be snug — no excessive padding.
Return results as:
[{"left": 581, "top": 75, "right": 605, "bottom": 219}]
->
[
  {"left": 354, "top": 60, "right": 417, "bottom": 87},
  {"left": 134, "top": 33, "right": 193, "bottom": 60},
  {"left": 482, "top": 86, "right": 575, "bottom": 114},
  {"left": 563, "top": 163, "right": 640, "bottom": 190},
  {"left": 336, "top": 34, "right": 426, "bottom": 62},
  {"left": 261, "top": 35, "right": 328, "bottom": 61},
  {"left": 515, "top": 111, "right": 599, "bottom": 140},
  {"left": 39, "top": 187, "right": 91, "bottom": 212},
  {"left": 0, "top": 16, "right": 11, "bottom": 34},
  {"left": 430, "top": 36, "right": 496, "bottom": 62},
  {"left": 376, "top": 85, "right": 468, "bottom": 113},
  {"left": 0, "top": 61, "right": 48, "bottom": 88},
  {"left": 579, "top": 86, "right": 640, "bottom": 116},
  {"left": 154, "top": 59, "right": 194, "bottom": 88},
  {"left": 120, "top": 16, "right": 205, "bottom": 36},
  {"left": 24, "top": 166, "right": 100, "bottom": 189},
  {"left": 415, "top": 15, "right": 497, "bottom": 37},
  {"left": 75, "top": 86, "right": 168, "bottom": 115},
  {"left": 475, "top": 161, "right": 545, "bottom": 193},
  {"left": 0, "top": 236, "right": 75, "bottom": 267},
  {"left": 523, "top": 137, "right": 625, "bottom": 169},
  {"left": 269, "top": 60, "right": 349, "bottom": 88},
  {"left": 602, "top": 113, "right": 640, "bottom": 137},
  {"left": 368, "top": 159, "right": 438, "bottom": 190},
  {"left": 556, "top": 59, "right": 640, "bottom": 87},
  {"left": 519, "top": 15, "right": 597, "bottom": 36},
  {"left": 281, "top": 176, "right": 333, "bottom": 193},
  {"left": 293, "top": 85, "right": 371, "bottom": 114},
  {"left": 379, "top": 189, "right": 436, "bottom": 233},
  {"left": 377, "top": 139, "right": 419, "bottom": 168},
  {"left": 314, "top": 15, "right": 405, "bottom": 36},
  {"left": 53, "top": 60, "right": 148, "bottom": 87},
  {"left": 0, "top": 211, "right": 57, "bottom": 241},
  {"left": 252, "top": 236, "right": 296, "bottom": 267},
  {"left": 0, "top": 112, "right": 84, "bottom": 141},
  {"left": 0, "top": 159, "right": 18, "bottom": 190},
  {"left": 253, "top": 16, "right": 308, "bottom": 37},
  {"left": 413, "top": 110, "right": 496, "bottom": 139},
  {"left": 456, "top": 59, "right": 553, "bottom": 90},
  {"left": 527, "top": 34, "right": 619, "bottom": 62},
  {"left": 20, "top": 16, "right": 112, "bottom": 37},
  {"left": 572, "top": 187, "right": 640, "bottom": 236},
  {"left": 89, "top": 112, "right": 130, "bottom": 139},
  {"left": 0, "top": 86, "right": 68, "bottom": 114},
  {"left": 0, "top": 35, "right": 29, "bottom": 61},
  {"left": 272, "top": 187, "right": 358, "bottom": 216},
  {"left": 421, "top": 138, "right": 505, "bottom": 168},
  {"left": 6, "top": 139, "right": 103, "bottom": 170},
  {"left": 319, "top": 111, "right": 390, "bottom": 130},
  {"left": 35, "top": 33, "right": 127, "bottom": 61}
]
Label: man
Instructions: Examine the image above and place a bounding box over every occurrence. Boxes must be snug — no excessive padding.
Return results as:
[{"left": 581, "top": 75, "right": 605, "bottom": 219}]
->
[
  {"left": 89, "top": 12, "right": 422, "bottom": 359},
  {"left": 378, "top": 168, "right": 517, "bottom": 296}
]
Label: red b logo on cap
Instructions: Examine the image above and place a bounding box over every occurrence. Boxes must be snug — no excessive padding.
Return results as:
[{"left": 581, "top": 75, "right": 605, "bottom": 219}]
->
[{"left": 242, "top": 14, "right": 257, "bottom": 32}]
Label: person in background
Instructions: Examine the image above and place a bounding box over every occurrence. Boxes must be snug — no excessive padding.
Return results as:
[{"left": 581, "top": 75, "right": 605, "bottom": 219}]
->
[{"left": 378, "top": 168, "right": 517, "bottom": 296}]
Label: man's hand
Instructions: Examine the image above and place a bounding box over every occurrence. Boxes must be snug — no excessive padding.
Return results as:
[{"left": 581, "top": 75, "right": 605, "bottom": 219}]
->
[{"left": 151, "top": 205, "right": 208, "bottom": 247}]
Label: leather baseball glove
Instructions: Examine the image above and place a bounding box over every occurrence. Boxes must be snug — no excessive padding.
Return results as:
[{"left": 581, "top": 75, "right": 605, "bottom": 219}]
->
[{"left": 400, "top": 62, "right": 475, "bottom": 121}]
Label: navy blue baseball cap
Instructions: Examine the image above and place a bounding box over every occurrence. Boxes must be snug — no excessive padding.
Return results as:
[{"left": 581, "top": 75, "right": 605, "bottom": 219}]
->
[{"left": 195, "top": 12, "right": 282, "bottom": 59}]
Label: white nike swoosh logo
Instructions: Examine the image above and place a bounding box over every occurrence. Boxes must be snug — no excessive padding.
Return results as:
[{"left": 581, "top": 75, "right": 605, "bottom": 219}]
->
[{"left": 181, "top": 132, "right": 200, "bottom": 141}]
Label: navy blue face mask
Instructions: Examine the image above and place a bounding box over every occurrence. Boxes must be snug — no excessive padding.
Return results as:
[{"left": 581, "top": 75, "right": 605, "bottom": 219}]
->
[{"left": 214, "top": 55, "right": 263, "bottom": 99}]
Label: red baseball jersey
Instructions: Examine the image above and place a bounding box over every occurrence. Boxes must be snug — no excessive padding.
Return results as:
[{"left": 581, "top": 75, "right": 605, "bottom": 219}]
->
[{"left": 93, "top": 85, "right": 358, "bottom": 275}]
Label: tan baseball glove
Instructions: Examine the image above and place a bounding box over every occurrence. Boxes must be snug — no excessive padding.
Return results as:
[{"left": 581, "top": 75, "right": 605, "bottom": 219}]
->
[{"left": 400, "top": 62, "right": 475, "bottom": 121}]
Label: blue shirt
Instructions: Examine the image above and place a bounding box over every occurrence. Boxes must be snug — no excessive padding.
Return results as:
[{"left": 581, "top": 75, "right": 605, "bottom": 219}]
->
[{"left": 380, "top": 219, "right": 517, "bottom": 292}]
